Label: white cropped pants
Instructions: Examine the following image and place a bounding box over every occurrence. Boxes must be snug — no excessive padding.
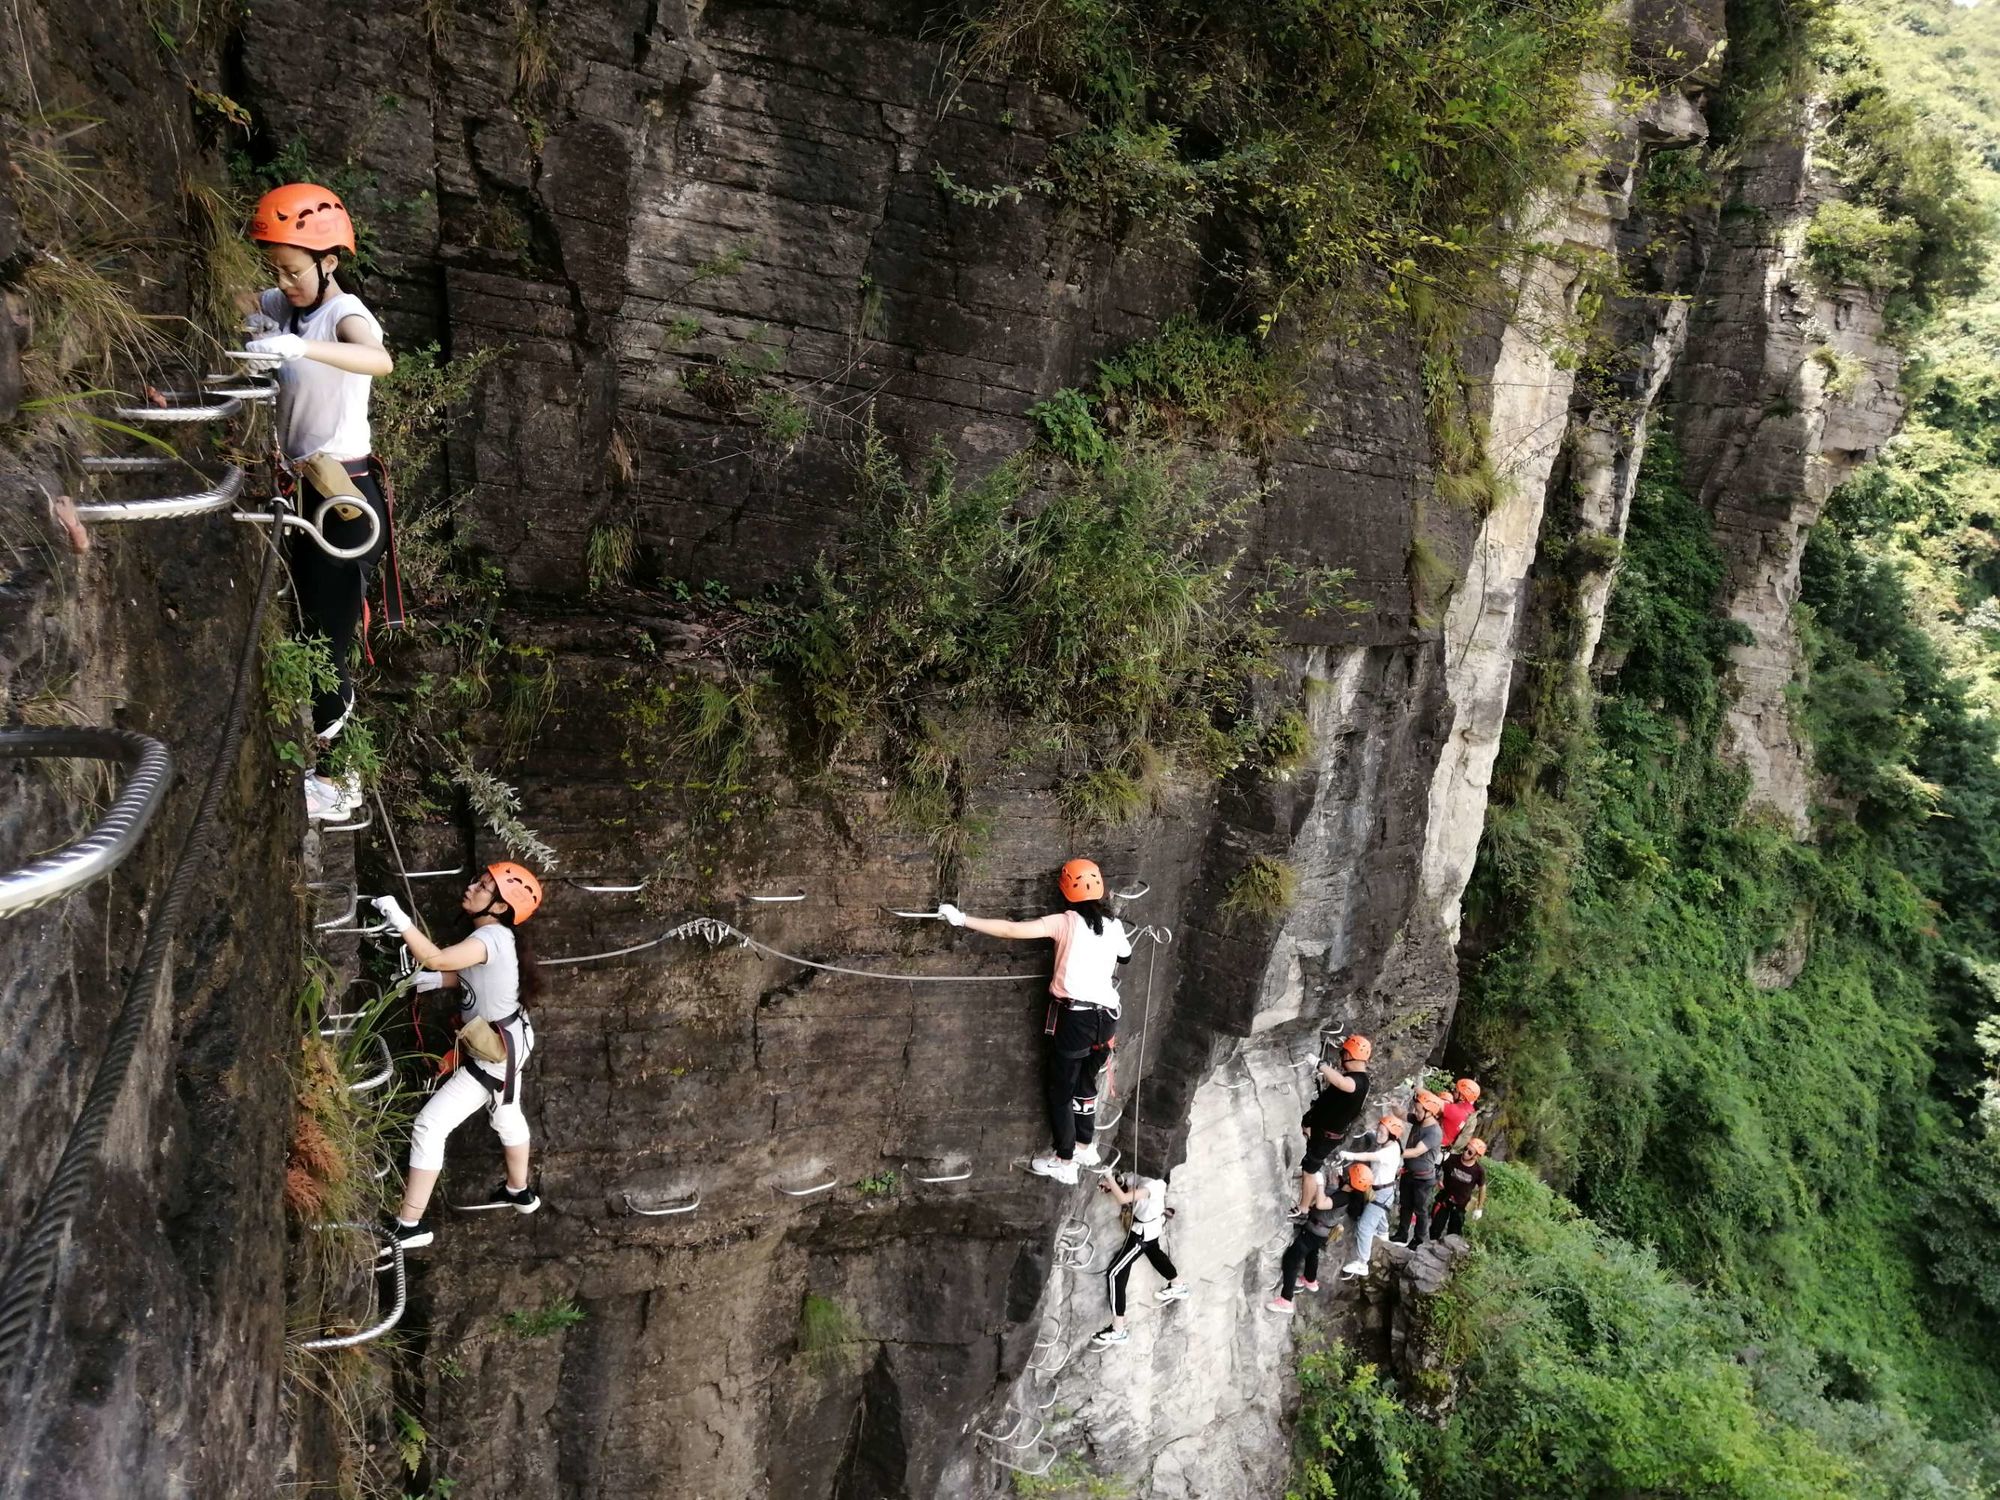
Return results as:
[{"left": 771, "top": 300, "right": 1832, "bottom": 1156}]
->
[{"left": 407, "top": 1025, "right": 534, "bottom": 1172}]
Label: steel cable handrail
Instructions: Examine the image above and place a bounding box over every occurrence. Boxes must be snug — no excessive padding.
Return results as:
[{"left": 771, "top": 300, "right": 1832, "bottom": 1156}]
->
[
  {"left": 0, "top": 729, "right": 172, "bottom": 919},
  {"left": 0, "top": 504, "right": 282, "bottom": 1389}
]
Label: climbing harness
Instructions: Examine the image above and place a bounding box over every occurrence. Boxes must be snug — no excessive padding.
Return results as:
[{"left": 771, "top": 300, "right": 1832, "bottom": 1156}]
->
[
  {"left": 0, "top": 510, "right": 282, "bottom": 1389},
  {"left": 292, "top": 1222, "right": 406, "bottom": 1351},
  {"left": 0, "top": 728, "right": 171, "bottom": 920}
]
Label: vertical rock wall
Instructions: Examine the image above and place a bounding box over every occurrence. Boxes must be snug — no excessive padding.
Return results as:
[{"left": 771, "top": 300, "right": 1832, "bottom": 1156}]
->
[
  {"left": 0, "top": 9, "right": 300, "bottom": 1491},
  {"left": 1671, "top": 121, "right": 1905, "bottom": 829}
]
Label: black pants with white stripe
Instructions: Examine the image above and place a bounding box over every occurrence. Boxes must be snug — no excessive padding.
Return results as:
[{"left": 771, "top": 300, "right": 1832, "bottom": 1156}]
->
[{"left": 1105, "top": 1231, "right": 1177, "bottom": 1316}]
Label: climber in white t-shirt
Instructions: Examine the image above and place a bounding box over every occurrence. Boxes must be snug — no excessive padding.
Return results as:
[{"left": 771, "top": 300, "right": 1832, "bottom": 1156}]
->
[
  {"left": 241, "top": 183, "right": 397, "bottom": 824},
  {"left": 938, "top": 859, "right": 1133, "bottom": 1186}
]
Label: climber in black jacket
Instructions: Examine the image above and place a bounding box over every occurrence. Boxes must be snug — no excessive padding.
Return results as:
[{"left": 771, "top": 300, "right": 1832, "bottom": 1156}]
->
[{"left": 1292, "top": 1033, "right": 1372, "bottom": 1217}]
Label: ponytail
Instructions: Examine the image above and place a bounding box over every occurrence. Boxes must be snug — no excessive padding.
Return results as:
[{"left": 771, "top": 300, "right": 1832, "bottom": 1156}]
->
[{"left": 1066, "top": 897, "right": 1110, "bottom": 936}]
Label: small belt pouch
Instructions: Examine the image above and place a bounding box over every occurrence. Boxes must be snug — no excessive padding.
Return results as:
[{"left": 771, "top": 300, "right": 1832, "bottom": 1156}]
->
[
  {"left": 457, "top": 1016, "right": 507, "bottom": 1064},
  {"left": 301, "top": 451, "right": 366, "bottom": 521}
]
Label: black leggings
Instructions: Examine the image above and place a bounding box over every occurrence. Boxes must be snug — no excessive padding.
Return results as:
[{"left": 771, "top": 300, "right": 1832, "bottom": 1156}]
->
[
  {"left": 291, "top": 466, "right": 389, "bottom": 738},
  {"left": 1104, "top": 1231, "right": 1177, "bottom": 1316},
  {"left": 1044, "top": 1003, "right": 1115, "bottom": 1158},
  {"left": 1282, "top": 1225, "right": 1332, "bottom": 1297}
]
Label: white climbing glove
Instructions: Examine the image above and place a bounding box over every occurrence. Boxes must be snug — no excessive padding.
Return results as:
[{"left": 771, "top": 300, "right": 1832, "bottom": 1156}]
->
[
  {"left": 1335, "top": 1151, "right": 1358, "bottom": 1163},
  {"left": 242, "top": 310, "right": 282, "bottom": 338},
  {"left": 244, "top": 332, "right": 307, "bottom": 363},
  {"left": 411, "top": 968, "right": 445, "bottom": 992},
  {"left": 1471, "top": 1209, "right": 1484, "bottom": 1221},
  {"left": 371, "top": 895, "right": 414, "bottom": 934},
  {"left": 937, "top": 902, "right": 967, "bottom": 927}
]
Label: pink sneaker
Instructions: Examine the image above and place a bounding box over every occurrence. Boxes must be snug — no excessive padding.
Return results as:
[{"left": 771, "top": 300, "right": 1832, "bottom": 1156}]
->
[
  {"left": 1264, "top": 1297, "right": 1294, "bottom": 1315},
  {"left": 1299, "top": 1279, "right": 1320, "bottom": 1292}
]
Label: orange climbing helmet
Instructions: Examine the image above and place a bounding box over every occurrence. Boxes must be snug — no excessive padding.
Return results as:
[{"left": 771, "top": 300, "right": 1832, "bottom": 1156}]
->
[
  {"left": 1340, "top": 1033, "right": 1373, "bottom": 1064},
  {"left": 1058, "top": 858, "right": 1104, "bottom": 903},
  {"left": 1467, "top": 1138, "right": 1488, "bottom": 1158},
  {"left": 1414, "top": 1089, "right": 1446, "bottom": 1115},
  {"left": 1455, "top": 1078, "right": 1482, "bottom": 1104},
  {"left": 487, "top": 861, "right": 543, "bottom": 924},
  {"left": 1378, "top": 1115, "right": 1406, "bottom": 1140},
  {"left": 1345, "top": 1162, "right": 1375, "bottom": 1193},
  {"left": 250, "top": 183, "right": 356, "bottom": 254}
]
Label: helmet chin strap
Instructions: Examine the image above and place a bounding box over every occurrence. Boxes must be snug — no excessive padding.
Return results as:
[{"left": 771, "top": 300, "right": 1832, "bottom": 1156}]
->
[{"left": 288, "top": 256, "right": 335, "bottom": 335}]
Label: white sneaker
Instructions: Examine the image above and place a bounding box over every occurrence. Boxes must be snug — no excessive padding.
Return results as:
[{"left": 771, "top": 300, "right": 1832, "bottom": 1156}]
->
[
  {"left": 1029, "top": 1152, "right": 1080, "bottom": 1185},
  {"left": 1155, "top": 1283, "right": 1189, "bottom": 1303},
  {"left": 1073, "top": 1141, "right": 1102, "bottom": 1167},
  {"left": 1088, "top": 1326, "right": 1128, "bottom": 1349},
  {"left": 305, "top": 774, "right": 350, "bottom": 821},
  {"left": 1340, "top": 1259, "right": 1369, "bottom": 1279}
]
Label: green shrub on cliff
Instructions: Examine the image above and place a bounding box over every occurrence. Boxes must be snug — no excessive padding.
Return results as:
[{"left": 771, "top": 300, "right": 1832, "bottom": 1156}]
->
[
  {"left": 764, "top": 426, "right": 1354, "bottom": 828},
  {"left": 1288, "top": 1163, "right": 1991, "bottom": 1498}
]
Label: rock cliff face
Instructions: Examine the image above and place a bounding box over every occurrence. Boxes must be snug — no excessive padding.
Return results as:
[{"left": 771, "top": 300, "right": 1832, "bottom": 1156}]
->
[
  {"left": 1672, "top": 121, "right": 1905, "bottom": 831},
  {"left": 0, "top": 0, "right": 1909, "bottom": 1496}
]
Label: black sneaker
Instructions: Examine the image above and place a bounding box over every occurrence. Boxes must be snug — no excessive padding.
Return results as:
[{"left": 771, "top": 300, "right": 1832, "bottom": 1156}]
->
[
  {"left": 453, "top": 1183, "right": 541, "bottom": 1214},
  {"left": 377, "top": 1217, "right": 433, "bottom": 1257}
]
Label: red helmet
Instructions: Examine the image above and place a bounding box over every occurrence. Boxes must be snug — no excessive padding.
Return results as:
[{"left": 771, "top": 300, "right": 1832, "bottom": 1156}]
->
[
  {"left": 1345, "top": 1162, "right": 1374, "bottom": 1193},
  {"left": 1340, "top": 1034, "right": 1373, "bottom": 1063},
  {"left": 487, "top": 861, "right": 543, "bottom": 924},
  {"left": 251, "top": 183, "right": 356, "bottom": 253},
  {"left": 1455, "top": 1078, "right": 1482, "bottom": 1103},
  {"left": 1378, "top": 1115, "right": 1406, "bottom": 1140},
  {"left": 1058, "top": 858, "right": 1104, "bottom": 903}
]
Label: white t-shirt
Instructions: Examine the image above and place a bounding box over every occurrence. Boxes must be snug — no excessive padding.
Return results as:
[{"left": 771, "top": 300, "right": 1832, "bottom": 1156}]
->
[
  {"left": 1127, "top": 1177, "right": 1168, "bottom": 1242},
  {"left": 259, "top": 288, "right": 381, "bottom": 461},
  {"left": 457, "top": 924, "right": 521, "bottom": 1022},
  {"left": 1026, "top": 910, "right": 1132, "bottom": 1013}
]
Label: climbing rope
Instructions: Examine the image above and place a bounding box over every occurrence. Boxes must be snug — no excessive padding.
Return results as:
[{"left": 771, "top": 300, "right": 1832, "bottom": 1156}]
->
[
  {"left": 0, "top": 728, "right": 172, "bottom": 919},
  {"left": 0, "top": 503, "right": 283, "bottom": 1391},
  {"left": 537, "top": 915, "right": 1041, "bottom": 979}
]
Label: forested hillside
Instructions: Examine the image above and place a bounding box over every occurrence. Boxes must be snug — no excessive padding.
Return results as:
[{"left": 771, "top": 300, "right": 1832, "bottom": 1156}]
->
[{"left": 1295, "top": 0, "right": 2000, "bottom": 1491}]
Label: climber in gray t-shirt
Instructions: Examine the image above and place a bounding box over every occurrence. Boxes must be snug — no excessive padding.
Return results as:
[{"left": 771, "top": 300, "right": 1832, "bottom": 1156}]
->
[{"left": 1391, "top": 1090, "right": 1447, "bottom": 1248}]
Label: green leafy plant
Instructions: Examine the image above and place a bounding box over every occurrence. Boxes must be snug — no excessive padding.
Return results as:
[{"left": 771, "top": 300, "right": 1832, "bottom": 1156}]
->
[
  {"left": 501, "top": 1296, "right": 586, "bottom": 1338},
  {"left": 855, "top": 1170, "right": 899, "bottom": 1197},
  {"left": 797, "top": 1293, "right": 861, "bottom": 1377},
  {"left": 1220, "top": 855, "right": 1298, "bottom": 926}
]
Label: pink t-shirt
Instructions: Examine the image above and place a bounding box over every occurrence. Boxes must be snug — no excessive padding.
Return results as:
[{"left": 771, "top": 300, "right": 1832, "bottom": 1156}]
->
[{"left": 1023, "top": 910, "right": 1132, "bottom": 1012}]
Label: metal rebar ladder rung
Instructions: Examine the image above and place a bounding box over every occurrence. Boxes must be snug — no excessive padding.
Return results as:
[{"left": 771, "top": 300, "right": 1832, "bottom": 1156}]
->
[
  {"left": 912, "top": 1163, "right": 973, "bottom": 1184},
  {"left": 107, "top": 391, "right": 244, "bottom": 424},
  {"left": 988, "top": 1439, "right": 1059, "bottom": 1477},
  {"left": 323, "top": 802, "right": 373, "bottom": 833},
  {"left": 0, "top": 729, "right": 172, "bottom": 920},
  {"left": 345, "top": 1036, "right": 394, "bottom": 1094},
  {"left": 292, "top": 1222, "right": 406, "bottom": 1350},
  {"left": 73, "top": 463, "right": 246, "bottom": 523},
  {"left": 746, "top": 890, "right": 805, "bottom": 903},
  {"left": 308, "top": 880, "right": 357, "bottom": 931},
  {"left": 775, "top": 1177, "right": 837, "bottom": 1198},
  {"left": 623, "top": 1190, "right": 701, "bottom": 1217}
]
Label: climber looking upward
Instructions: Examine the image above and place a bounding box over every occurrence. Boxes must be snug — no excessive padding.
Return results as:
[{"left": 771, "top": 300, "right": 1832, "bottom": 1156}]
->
[
  {"left": 242, "top": 183, "right": 396, "bottom": 825},
  {"left": 1430, "top": 1138, "right": 1489, "bottom": 1239},
  {"left": 1337, "top": 1115, "right": 1405, "bottom": 1278},
  {"left": 939, "top": 858, "right": 1131, "bottom": 1186},
  {"left": 1090, "top": 1170, "right": 1188, "bottom": 1349},
  {"left": 1293, "top": 1034, "right": 1372, "bottom": 1216},
  {"left": 1391, "top": 1090, "right": 1446, "bottom": 1248},
  {"left": 1440, "top": 1077, "right": 1481, "bottom": 1150},
  {"left": 370, "top": 863, "right": 544, "bottom": 1252}
]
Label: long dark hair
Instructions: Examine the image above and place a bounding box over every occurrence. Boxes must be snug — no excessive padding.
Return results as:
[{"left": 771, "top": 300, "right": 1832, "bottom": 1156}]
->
[
  {"left": 505, "top": 913, "right": 544, "bottom": 1005},
  {"left": 1066, "top": 897, "right": 1113, "bottom": 936}
]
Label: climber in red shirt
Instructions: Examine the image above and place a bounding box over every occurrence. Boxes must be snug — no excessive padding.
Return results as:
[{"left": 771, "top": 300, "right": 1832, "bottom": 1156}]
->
[{"left": 1439, "top": 1076, "right": 1481, "bottom": 1150}]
